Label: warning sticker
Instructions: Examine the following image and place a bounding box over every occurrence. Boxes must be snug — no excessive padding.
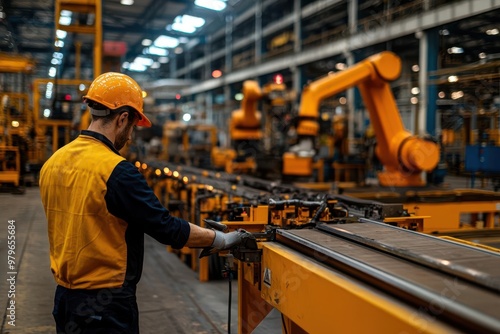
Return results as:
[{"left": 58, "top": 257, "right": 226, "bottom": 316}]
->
[{"left": 263, "top": 268, "right": 271, "bottom": 288}]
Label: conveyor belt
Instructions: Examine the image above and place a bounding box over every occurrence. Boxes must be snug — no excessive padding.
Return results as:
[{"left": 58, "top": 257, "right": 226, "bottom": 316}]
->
[
  {"left": 318, "top": 219, "right": 500, "bottom": 292},
  {"left": 276, "top": 224, "right": 500, "bottom": 334}
]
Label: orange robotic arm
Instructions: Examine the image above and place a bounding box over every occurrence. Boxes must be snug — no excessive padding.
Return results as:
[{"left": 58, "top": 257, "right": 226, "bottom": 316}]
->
[
  {"left": 295, "top": 51, "right": 439, "bottom": 186},
  {"left": 230, "top": 80, "right": 263, "bottom": 141}
]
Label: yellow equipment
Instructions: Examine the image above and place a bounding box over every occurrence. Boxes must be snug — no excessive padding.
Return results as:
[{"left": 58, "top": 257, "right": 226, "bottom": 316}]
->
[
  {"left": 283, "top": 51, "right": 440, "bottom": 187},
  {"left": 216, "top": 80, "right": 263, "bottom": 174},
  {"left": 0, "top": 54, "right": 35, "bottom": 189},
  {"left": 133, "top": 161, "right": 500, "bottom": 333},
  {"left": 161, "top": 122, "right": 218, "bottom": 167},
  {"left": 0, "top": 53, "right": 35, "bottom": 73}
]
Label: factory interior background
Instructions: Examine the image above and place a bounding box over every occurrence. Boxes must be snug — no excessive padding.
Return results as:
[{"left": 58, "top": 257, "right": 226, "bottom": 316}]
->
[{"left": 1, "top": 1, "right": 500, "bottom": 333}]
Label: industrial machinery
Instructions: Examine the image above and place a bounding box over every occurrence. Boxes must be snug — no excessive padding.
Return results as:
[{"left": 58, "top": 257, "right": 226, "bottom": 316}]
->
[
  {"left": 161, "top": 121, "right": 218, "bottom": 167},
  {"left": 0, "top": 53, "right": 35, "bottom": 190},
  {"left": 214, "top": 77, "right": 296, "bottom": 177},
  {"left": 28, "top": 0, "right": 102, "bottom": 167},
  {"left": 283, "top": 51, "right": 440, "bottom": 187},
  {"left": 135, "top": 160, "right": 500, "bottom": 334},
  {"left": 213, "top": 80, "right": 263, "bottom": 174}
]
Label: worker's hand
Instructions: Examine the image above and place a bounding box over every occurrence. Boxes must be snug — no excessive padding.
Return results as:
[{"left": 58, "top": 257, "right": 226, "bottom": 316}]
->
[{"left": 199, "top": 219, "right": 254, "bottom": 258}]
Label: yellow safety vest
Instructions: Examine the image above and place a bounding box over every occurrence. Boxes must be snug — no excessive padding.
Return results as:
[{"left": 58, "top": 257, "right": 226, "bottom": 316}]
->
[{"left": 40, "top": 134, "right": 129, "bottom": 289}]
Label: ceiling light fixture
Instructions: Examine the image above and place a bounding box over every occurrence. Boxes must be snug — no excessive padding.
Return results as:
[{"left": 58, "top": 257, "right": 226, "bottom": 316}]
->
[
  {"left": 59, "top": 16, "right": 71, "bottom": 26},
  {"left": 48, "top": 67, "right": 57, "bottom": 77},
  {"left": 171, "top": 14, "right": 205, "bottom": 34},
  {"left": 133, "top": 57, "right": 154, "bottom": 66},
  {"left": 147, "top": 46, "right": 169, "bottom": 56},
  {"left": 447, "top": 47, "right": 463, "bottom": 54},
  {"left": 486, "top": 28, "right": 499, "bottom": 35},
  {"left": 141, "top": 39, "right": 152, "bottom": 46},
  {"left": 128, "top": 63, "right": 147, "bottom": 72},
  {"left": 120, "top": 0, "right": 134, "bottom": 5},
  {"left": 154, "top": 35, "right": 179, "bottom": 48},
  {"left": 56, "top": 30, "right": 67, "bottom": 39},
  {"left": 195, "top": 0, "right": 226, "bottom": 11}
]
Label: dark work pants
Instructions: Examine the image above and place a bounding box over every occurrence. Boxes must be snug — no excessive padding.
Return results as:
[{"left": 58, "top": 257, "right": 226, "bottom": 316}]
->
[{"left": 53, "top": 285, "right": 139, "bottom": 334}]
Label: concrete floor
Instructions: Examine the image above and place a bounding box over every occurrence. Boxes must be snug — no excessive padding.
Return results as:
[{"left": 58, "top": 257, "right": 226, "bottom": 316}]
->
[{"left": 0, "top": 188, "right": 281, "bottom": 334}]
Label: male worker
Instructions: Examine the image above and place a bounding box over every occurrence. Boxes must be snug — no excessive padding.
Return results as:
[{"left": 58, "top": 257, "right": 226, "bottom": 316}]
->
[{"left": 39, "top": 72, "right": 249, "bottom": 333}]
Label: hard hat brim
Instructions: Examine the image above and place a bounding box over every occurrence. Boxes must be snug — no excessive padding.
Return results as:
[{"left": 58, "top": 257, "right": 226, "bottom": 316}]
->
[{"left": 137, "top": 113, "right": 152, "bottom": 127}]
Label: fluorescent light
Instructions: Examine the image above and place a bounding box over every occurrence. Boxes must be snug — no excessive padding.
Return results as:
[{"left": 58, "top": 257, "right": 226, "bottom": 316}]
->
[
  {"left": 172, "top": 22, "right": 196, "bottom": 33},
  {"left": 154, "top": 35, "right": 179, "bottom": 48},
  {"left": 59, "top": 16, "right": 71, "bottom": 26},
  {"left": 179, "top": 15, "right": 205, "bottom": 28},
  {"left": 49, "top": 67, "right": 57, "bottom": 77},
  {"left": 53, "top": 52, "right": 63, "bottom": 59},
  {"left": 141, "top": 39, "right": 152, "bottom": 46},
  {"left": 486, "top": 28, "right": 499, "bottom": 36},
  {"left": 148, "top": 46, "right": 169, "bottom": 56},
  {"left": 171, "top": 15, "right": 205, "bottom": 33},
  {"left": 56, "top": 30, "right": 67, "bottom": 39},
  {"left": 128, "top": 63, "right": 147, "bottom": 72},
  {"left": 134, "top": 57, "right": 154, "bottom": 66},
  {"left": 448, "top": 75, "right": 458, "bottom": 83},
  {"left": 447, "top": 47, "right": 463, "bottom": 54},
  {"left": 55, "top": 40, "right": 64, "bottom": 47},
  {"left": 60, "top": 10, "right": 72, "bottom": 17},
  {"left": 43, "top": 109, "right": 51, "bottom": 117},
  {"left": 451, "top": 91, "right": 464, "bottom": 100},
  {"left": 120, "top": 0, "right": 134, "bottom": 5},
  {"left": 51, "top": 58, "right": 60, "bottom": 65},
  {"left": 195, "top": 0, "right": 226, "bottom": 11}
]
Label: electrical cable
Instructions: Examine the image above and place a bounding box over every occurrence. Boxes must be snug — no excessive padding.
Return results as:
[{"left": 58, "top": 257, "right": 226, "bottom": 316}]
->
[
  {"left": 281, "top": 313, "right": 289, "bottom": 334},
  {"left": 226, "top": 262, "right": 232, "bottom": 334}
]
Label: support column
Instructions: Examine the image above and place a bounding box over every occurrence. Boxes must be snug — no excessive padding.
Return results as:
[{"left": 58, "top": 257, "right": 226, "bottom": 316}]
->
[
  {"left": 417, "top": 30, "right": 427, "bottom": 136},
  {"left": 292, "top": 0, "right": 302, "bottom": 93},
  {"left": 255, "top": 0, "right": 262, "bottom": 65},
  {"left": 419, "top": 28, "right": 439, "bottom": 136},
  {"left": 348, "top": 0, "right": 358, "bottom": 35},
  {"left": 346, "top": 51, "right": 355, "bottom": 143},
  {"left": 225, "top": 14, "right": 233, "bottom": 72},
  {"left": 347, "top": 0, "right": 358, "bottom": 144}
]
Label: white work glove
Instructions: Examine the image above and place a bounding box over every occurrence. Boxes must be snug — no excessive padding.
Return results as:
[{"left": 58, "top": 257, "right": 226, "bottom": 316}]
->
[{"left": 199, "top": 219, "right": 254, "bottom": 258}]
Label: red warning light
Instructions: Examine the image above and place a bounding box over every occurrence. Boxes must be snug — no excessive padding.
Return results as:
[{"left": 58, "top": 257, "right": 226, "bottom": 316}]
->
[
  {"left": 212, "top": 70, "right": 222, "bottom": 78},
  {"left": 175, "top": 93, "right": 181, "bottom": 100},
  {"left": 273, "top": 74, "right": 283, "bottom": 85},
  {"left": 64, "top": 94, "right": 72, "bottom": 101}
]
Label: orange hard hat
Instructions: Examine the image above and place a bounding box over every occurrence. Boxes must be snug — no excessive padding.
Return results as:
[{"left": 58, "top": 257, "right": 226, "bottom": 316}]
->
[{"left": 83, "top": 72, "right": 151, "bottom": 127}]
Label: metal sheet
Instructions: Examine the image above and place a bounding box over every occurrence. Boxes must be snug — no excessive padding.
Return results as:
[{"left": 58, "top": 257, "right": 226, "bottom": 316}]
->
[
  {"left": 318, "top": 219, "right": 500, "bottom": 292},
  {"left": 277, "top": 228, "right": 500, "bottom": 334}
]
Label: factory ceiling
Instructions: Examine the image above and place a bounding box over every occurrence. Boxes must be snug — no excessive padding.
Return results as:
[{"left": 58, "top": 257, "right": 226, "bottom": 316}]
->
[{"left": 0, "top": 0, "right": 244, "bottom": 81}]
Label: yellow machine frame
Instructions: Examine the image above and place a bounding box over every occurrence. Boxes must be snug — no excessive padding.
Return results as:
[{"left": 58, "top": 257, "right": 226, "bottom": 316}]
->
[
  {"left": 0, "top": 146, "right": 20, "bottom": 186},
  {"left": 32, "top": 78, "right": 93, "bottom": 162}
]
